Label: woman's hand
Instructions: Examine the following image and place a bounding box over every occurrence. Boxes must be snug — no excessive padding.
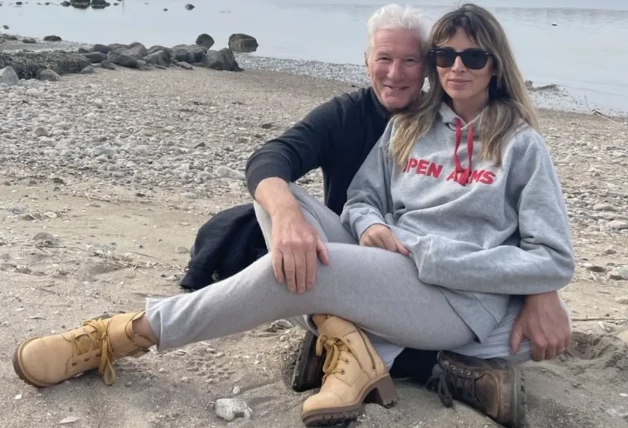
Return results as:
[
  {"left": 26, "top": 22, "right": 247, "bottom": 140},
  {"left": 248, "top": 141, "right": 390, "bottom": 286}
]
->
[{"left": 360, "top": 224, "right": 409, "bottom": 256}]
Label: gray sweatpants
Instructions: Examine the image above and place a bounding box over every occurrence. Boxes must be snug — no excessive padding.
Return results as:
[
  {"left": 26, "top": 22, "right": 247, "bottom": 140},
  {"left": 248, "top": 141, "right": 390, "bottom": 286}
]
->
[{"left": 146, "top": 185, "right": 536, "bottom": 367}]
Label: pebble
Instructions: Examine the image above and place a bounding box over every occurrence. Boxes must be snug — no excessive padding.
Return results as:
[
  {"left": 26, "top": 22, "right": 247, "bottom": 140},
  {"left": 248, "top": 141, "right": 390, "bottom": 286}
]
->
[
  {"left": 214, "top": 398, "right": 252, "bottom": 422},
  {"left": 616, "top": 297, "right": 628, "bottom": 304},
  {"left": 585, "top": 264, "right": 606, "bottom": 273},
  {"left": 594, "top": 202, "right": 617, "bottom": 211},
  {"left": 610, "top": 267, "right": 628, "bottom": 281},
  {"left": 609, "top": 220, "right": 628, "bottom": 230}
]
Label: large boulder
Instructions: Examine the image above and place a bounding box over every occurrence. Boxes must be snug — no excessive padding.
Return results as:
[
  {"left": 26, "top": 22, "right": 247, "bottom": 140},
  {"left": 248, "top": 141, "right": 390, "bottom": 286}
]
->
[
  {"left": 112, "top": 47, "right": 143, "bottom": 61},
  {"left": 202, "top": 48, "right": 242, "bottom": 72},
  {"left": 228, "top": 33, "right": 258, "bottom": 53},
  {"left": 70, "top": 0, "right": 90, "bottom": 9},
  {"left": 92, "top": 0, "right": 111, "bottom": 9},
  {"left": 38, "top": 69, "right": 61, "bottom": 81},
  {"left": 195, "top": 33, "right": 214, "bottom": 50},
  {"left": 92, "top": 43, "right": 111, "bottom": 54},
  {"left": 0, "top": 51, "right": 91, "bottom": 79},
  {"left": 106, "top": 51, "right": 138, "bottom": 68},
  {"left": 145, "top": 50, "right": 171, "bottom": 67},
  {"left": 147, "top": 45, "right": 172, "bottom": 56},
  {"left": 127, "top": 42, "right": 148, "bottom": 57},
  {"left": 171, "top": 44, "right": 206, "bottom": 64},
  {"left": 83, "top": 51, "right": 107, "bottom": 63},
  {"left": 0, "top": 66, "right": 19, "bottom": 85}
]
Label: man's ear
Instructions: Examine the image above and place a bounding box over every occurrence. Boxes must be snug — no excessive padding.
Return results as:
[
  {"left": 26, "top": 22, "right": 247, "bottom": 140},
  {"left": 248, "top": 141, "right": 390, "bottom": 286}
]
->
[{"left": 364, "top": 52, "right": 370, "bottom": 76}]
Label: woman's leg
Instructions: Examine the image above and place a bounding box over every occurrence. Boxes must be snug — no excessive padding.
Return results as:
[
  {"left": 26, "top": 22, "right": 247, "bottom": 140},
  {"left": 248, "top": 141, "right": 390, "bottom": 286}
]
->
[{"left": 145, "top": 243, "right": 475, "bottom": 352}]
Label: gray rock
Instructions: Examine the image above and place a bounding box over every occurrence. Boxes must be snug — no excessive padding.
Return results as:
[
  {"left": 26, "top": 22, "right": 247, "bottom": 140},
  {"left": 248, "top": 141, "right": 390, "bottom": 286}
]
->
[
  {"left": 92, "top": 0, "right": 109, "bottom": 9},
  {"left": 185, "top": 3, "right": 195, "bottom": 10},
  {"left": 147, "top": 45, "right": 172, "bottom": 56},
  {"left": 22, "top": 37, "right": 37, "bottom": 44},
  {"left": 34, "top": 127, "right": 50, "bottom": 137},
  {"left": 71, "top": 0, "right": 89, "bottom": 8},
  {"left": 92, "top": 43, "right": 111, "bottom": 54},
  {"left": 127, "top": 42, "right": 148, "bottom": 57},
  {"left": 216, "top": 166, "right": 245, "bottom": 181},
  {"left": 203, "top": 48, "right": 242, "bottom": 72},
  {"left": 38, "top": 69, "right": 61, "bottom": 81},
  {"left": 145, "top": 50, "right": 171, "bottom": 67},
  {"left": 609, "top": 220, "right": 628, "bottom": 230},
  {"left": 228, "top": 33, "right": 258, "bottom": 53},
  {"left": 594, "top": 202, "right": 617, "bottom": 211},
  {"left": 0, "top": 66, "right": 19, "bottom": 85},
  {"left": 195, "top": 33, "right": 214, "bottom": 50},
  {"left": 43, "top": 35, "right": 62, "bottom": 42},
  {"left": 0, "top": 51, "right": 90, "bottom": 79},
  {"left": 80, "top": 65, "right": 97, "bottom": 74},
  {"left": 83, "top": 52, "right": 107, "bottom": 63},
  {"left": 100, "top": 60, "right": 115, "bottom": 70},
  {"left": 171, "top": 44, "right": 206, "bottom": 64},
  {"left": 107, "top": 51, "right": 138, "bottom": 69},
  {"left": 175, "top": 61, "right": 193, "bottom": 70},
  {"left": 610, "top": 267, "right": 628, "bottom": 281},
  {"left": 214, "top": 398, "right": 252, "bottom": 422}
]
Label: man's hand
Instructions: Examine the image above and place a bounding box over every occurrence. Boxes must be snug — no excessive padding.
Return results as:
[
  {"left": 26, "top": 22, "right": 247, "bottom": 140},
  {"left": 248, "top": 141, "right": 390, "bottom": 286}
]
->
[
  {"left": 271, "top": 210, "right": 329, "bottom": 294},
  {"left": 509, "top": 291, "right": 571, "bottom": 361},
  {"left": 254, "top": 177, "right": 330, "bottom": 294},
  {"left": 360, "top": 224, "right": 409, "bottom": 255}
]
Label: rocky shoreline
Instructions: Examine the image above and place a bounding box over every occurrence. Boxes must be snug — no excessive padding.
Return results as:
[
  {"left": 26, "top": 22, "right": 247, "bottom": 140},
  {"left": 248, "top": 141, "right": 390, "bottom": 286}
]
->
[{"left": 3, "top": 30, "right": 625, "bottom": 117}]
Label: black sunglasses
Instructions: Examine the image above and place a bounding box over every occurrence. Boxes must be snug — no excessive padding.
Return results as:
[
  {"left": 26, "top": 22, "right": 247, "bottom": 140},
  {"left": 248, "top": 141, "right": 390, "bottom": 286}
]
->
[{"left": 429, "top": 47, "right": 492, "bottom": 70}]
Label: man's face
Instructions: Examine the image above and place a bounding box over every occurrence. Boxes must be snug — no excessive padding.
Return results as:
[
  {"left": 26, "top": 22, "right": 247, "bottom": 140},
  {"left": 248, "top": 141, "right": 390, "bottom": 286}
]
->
[{"left": 365, "top": 28, "right": 424, "bottom": 113}]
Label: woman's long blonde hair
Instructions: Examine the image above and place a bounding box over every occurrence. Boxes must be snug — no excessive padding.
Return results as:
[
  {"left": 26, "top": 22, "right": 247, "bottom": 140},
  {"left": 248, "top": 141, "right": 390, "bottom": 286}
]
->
[{"left": 391, "top": 3, "right": 539, "bottom": 168}]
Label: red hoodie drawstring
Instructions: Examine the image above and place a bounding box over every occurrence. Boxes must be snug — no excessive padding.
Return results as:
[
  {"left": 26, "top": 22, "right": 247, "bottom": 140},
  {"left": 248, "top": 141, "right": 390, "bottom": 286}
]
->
[{"left": 454, "top": 118, "right": 474, "bottom": 186}]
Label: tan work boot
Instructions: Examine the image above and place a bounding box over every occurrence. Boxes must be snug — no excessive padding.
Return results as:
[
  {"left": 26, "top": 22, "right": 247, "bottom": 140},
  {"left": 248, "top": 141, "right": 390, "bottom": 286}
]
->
[
  {"left": 427, "top": 351, "right": 527, "bottom": 428},
  {"left": 301, "top": 316, "right": 398, "bottom": 427},
  {"left": 13, "top": 311, "right": 153, "bottom": 388}
]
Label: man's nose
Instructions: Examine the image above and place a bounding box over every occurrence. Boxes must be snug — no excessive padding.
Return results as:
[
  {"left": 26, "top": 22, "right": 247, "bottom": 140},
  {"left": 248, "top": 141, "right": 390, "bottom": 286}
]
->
[{"left": 387, "top": 59, "right": 404, "bottom": 79}]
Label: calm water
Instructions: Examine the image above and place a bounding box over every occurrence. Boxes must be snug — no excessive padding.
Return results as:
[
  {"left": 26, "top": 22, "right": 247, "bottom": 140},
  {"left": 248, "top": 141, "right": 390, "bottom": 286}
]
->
[{"left": 2, "top": 0, "right": 628, "bottom": 114}]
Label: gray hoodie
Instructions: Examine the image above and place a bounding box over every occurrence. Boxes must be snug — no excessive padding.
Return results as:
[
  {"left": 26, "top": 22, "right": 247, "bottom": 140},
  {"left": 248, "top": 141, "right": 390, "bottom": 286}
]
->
[{"left": 340, "top": 102, "right": 575, "bottom": 343}]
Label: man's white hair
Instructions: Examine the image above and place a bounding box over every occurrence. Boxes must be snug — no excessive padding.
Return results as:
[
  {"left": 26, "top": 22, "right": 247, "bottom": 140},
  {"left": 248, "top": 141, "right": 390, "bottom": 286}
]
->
[{"left": 366, "top": 3, "right": 429, "bottom": 56}]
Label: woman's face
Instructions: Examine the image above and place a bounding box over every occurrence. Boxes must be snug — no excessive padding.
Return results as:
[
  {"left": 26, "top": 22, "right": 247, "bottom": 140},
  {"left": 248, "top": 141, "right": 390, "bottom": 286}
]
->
[{"left": 433, "top": 27, "right": 494, "bottom": 107}]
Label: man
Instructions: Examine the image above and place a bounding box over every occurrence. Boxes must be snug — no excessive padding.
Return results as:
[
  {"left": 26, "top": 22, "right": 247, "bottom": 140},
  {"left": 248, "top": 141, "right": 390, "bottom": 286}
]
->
[{"left": 245, "top": 4, "right": 571, "bottom": 426}]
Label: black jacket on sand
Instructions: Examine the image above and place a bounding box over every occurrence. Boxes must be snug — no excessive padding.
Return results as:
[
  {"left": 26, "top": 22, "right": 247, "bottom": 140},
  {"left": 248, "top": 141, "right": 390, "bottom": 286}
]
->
[{"left": 181, "top": 87, "right": 390, "bottom": 290}]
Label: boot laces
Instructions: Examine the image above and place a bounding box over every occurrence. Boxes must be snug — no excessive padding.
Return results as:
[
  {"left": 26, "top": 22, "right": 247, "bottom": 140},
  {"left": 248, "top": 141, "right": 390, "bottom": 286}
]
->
[
  {"left": 426, "top": 364, "right": 479, "bottom": 409},
  {"left": 69, "top": 319, "right": 116, "bottom": 385},
  {"left": 315, "top": 334, "right": 351, "bottom": 382}
]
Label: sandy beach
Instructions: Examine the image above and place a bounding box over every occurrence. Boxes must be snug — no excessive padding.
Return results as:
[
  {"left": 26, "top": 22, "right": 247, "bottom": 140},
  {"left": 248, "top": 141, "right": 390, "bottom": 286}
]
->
[{"left": 2, "top": 42, "right": 628, "bottom": 428}]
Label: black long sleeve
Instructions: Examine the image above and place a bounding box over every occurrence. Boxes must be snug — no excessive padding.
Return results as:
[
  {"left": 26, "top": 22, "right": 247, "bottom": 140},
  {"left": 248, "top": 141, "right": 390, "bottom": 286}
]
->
[{"left": 245, "top": 87, "right": 390, "bottom": 215}]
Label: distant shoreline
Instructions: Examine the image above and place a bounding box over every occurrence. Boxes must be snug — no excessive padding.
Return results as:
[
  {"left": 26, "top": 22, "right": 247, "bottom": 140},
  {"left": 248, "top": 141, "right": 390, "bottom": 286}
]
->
[{"left": 2, "top": 30, "right": 627, "bottom": 119}]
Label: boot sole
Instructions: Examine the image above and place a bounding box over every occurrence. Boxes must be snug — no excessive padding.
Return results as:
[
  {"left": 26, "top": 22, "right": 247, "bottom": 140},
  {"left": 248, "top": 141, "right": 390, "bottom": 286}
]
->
[
  {"left": 301, "top": 373, "right": 398, "bottom": 427},
  {"left": 292, "top": 331, "right": 324, "bottom": 392},
  {"left": 510, "top": 366, "right": 527, "bottom": 428},
  {"left": 13, "top": 338, "right": 57, "bottom": 388}
]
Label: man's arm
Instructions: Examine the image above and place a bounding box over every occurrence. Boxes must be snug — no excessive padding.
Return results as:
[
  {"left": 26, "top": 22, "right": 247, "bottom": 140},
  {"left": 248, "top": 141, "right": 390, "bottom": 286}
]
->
[{"left": 245, "top": 96, "right": 346, "bottom": 293}]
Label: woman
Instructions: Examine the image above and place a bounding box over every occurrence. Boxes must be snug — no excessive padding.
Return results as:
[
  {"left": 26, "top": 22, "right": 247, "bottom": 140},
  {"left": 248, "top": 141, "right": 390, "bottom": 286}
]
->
[{"left": 12, "top": 4, "right": 574, "bottom": 428}]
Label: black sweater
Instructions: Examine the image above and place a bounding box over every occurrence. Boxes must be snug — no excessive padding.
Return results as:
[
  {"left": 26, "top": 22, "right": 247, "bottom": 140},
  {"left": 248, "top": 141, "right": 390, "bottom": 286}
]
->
[{"left": 245, "top": 87, "right": 390, "bottom": 215}]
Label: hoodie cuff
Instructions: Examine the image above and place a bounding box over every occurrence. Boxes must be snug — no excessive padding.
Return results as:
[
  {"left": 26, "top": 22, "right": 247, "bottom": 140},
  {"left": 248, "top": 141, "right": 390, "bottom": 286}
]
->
[{"left": 353, "top": 214, "right": 388, "bottom": 240}]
